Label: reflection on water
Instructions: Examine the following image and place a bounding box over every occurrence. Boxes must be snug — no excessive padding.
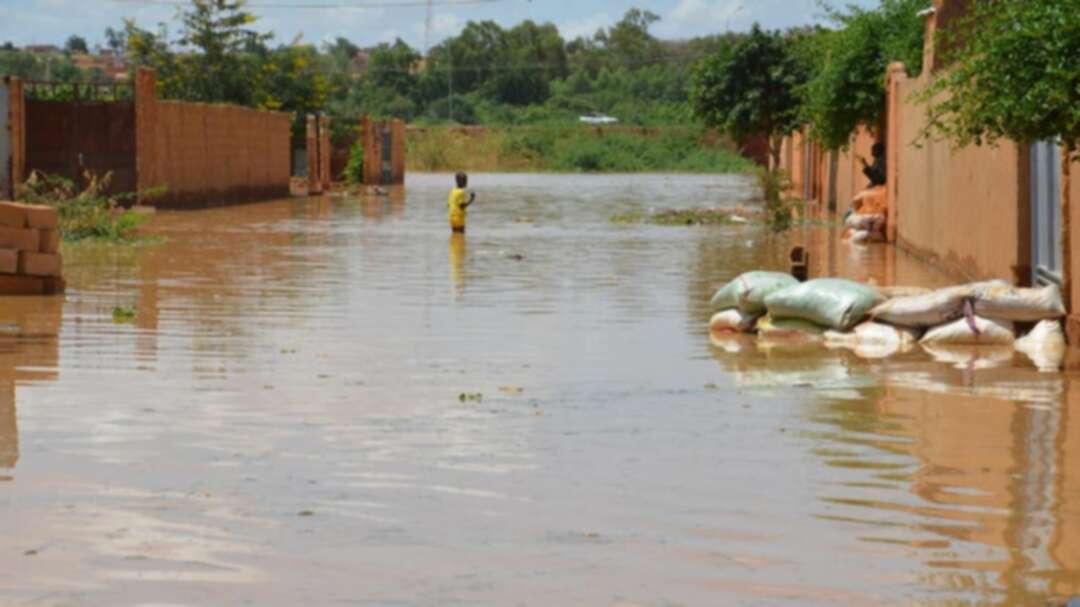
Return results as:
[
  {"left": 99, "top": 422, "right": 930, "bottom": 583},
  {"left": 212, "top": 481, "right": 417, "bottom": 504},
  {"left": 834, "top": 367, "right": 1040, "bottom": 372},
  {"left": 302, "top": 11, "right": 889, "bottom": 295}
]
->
[
  {"left": 2, "top": 172, "right": 1080, "bottom": 605},
  {"left": 0, "top": 296, "right": 62, "bottom": 479}
]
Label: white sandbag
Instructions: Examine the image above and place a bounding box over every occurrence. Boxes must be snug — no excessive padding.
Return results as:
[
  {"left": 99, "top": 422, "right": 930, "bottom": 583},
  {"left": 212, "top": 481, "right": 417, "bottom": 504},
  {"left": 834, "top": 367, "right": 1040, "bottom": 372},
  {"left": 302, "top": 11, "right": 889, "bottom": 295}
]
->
[
  {"left": 1015, "top": 319, "right": 1066, "bottom": 372},
  {"left": 849, "top": 229, "right": 871, "bottom": 244},
  {"left": 920, "top": 316, "right": 1015, "bottom": 346},
  {"left": 972, "top": 283, "right": 1065, "bottom": 322},
  {"left": 825, "top": 321, "right": 920, "bottom": 348},
  {"left": 825, "top": 322, "right": 920, "bottom": 359},
  {"left": 845, "top": 213, "right": 885, "bottom": 231},
  {"left": 870, "top": 288, "right": 970, "bottom": 327},
  {"left": 709, "top": 309, "right": 758, "bottom": 334}
]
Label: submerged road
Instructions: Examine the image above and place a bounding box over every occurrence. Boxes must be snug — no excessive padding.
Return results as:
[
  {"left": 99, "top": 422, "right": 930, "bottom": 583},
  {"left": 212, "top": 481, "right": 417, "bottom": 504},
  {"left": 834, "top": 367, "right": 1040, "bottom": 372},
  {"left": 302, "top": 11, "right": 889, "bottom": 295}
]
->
[{"left": 1, "top": 173, "right": 1079, "bottom": 606}]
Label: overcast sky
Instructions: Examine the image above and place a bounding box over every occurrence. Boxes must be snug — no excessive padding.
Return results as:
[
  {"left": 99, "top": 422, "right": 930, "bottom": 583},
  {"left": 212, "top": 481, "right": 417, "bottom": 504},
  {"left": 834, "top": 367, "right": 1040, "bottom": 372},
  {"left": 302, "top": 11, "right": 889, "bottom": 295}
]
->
[{"left": 2, "top": 0, "right": 879, "bottom": 51}]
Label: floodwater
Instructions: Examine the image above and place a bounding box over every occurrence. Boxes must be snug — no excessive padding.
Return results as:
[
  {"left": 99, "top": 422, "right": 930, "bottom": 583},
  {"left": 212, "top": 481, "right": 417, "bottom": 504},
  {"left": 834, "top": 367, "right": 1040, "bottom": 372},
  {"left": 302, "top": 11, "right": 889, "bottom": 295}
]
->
[{"left": 1, "top": 172, "right": 1080, "bottom": 606}]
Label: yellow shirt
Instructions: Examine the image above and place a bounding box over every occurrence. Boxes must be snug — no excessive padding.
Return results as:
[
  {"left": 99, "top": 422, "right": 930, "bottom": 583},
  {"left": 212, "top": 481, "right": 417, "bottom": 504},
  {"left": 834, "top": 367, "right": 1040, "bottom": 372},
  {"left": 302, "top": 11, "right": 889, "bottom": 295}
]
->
[{"left": 448, "top": 188, "right": 468, "bottom": 228}]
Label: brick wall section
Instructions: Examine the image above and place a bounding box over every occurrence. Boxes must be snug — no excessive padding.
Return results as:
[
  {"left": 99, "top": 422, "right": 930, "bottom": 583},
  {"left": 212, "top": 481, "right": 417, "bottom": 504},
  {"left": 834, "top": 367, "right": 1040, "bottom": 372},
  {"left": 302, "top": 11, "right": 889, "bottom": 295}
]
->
[
  {"left": 306, "top": 115, "right": 321, "bottom": 194},
  {"left": 319, "top": 116, "right": 331, "bottom": 189},
  {"left": 9, "top": 78, "right": 25, "bottom": 194},
  {"left": 135, "top": 68, "right": 290, "bottom": 209},
  {"left": 0, "top": 201, "right": 63, "bottom": 295},
  {"left": 390, "top": 119, "right": 405, "bottom": 184}
]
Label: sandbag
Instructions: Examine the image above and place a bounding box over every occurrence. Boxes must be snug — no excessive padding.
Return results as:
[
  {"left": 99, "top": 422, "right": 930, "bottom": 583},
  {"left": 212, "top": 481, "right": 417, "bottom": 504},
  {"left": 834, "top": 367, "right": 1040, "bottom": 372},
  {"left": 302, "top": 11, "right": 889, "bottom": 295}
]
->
[
  {"left": 972, "top": 283, "right": 1065, "bottom": 322},
  {"left": 870, "top": 288, "right": 970, "bottom": 327},
  {"left": 920, "top": 316, "right": 1015, "bottom": 346},
  {"left": 763, "top": 278, "right": 884, "bottom": 331},
  {"left": 845, "top": 213, "right": 885, "bottom": 231},
  {"left": 825, "top": 321, "right": 920, "bottom": 359},
  {"left": 848, "top": 230, "right": 871, "bottom": 244},
  {"left": 709, "top": 271, "right": 798, "bottom": 315},
  {"left": 755, "top": 316, "right": 825, "bottom": 341},
  {"left": 825, "top": 321, "right": 920, "bottom": 348},
  {"left": 709, "top": 309, "right": 758, "bottom": 334},
  {"left": 1015, "top": 319, "right": 1066, "bottom": 372}
]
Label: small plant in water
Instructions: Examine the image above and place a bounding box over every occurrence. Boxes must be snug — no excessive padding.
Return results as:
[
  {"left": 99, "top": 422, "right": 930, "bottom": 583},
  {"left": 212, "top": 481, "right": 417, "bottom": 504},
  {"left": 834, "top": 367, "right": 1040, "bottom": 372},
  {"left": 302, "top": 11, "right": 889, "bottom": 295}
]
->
[
  {"left": 112, "top": 306, "right": 137, "bottom": 323},
  {"left": 17, "top": 171, "right": 162, "bottom": 243},
  {"left": 458, "top": 392, "right": 483, "bottom": 403},
  {"left": 757, "top": 168, "right": 801, "bottom": 232}
]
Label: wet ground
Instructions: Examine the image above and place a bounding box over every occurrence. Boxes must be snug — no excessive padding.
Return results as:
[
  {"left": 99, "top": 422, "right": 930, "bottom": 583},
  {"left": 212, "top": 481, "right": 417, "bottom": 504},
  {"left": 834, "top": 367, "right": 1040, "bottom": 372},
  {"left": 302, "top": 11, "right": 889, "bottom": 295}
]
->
[{"left": 2, "top": 172, "right": 1080, "bottom": 606}]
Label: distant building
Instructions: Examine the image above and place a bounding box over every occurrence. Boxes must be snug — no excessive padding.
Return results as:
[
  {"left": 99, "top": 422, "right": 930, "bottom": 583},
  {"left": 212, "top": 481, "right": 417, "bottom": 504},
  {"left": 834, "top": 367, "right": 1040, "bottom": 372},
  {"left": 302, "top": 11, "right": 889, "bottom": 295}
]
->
[{"left": 71, "top": 52, "right": 129, "bottom": 82}]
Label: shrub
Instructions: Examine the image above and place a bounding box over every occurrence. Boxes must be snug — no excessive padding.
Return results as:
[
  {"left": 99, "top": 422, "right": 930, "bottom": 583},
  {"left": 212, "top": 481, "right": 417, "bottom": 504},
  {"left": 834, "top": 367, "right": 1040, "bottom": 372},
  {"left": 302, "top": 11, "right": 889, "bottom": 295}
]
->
[{"left": 17, "top": 172, "right": 151, "bottom": 242}]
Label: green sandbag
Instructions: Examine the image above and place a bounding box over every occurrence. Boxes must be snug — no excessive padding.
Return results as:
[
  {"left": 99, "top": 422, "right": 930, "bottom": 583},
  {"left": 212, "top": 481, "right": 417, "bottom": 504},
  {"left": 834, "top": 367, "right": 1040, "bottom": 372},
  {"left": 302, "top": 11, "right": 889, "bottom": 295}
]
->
[
  {"left": 709, "top": 271, "right": 799, "bottom": 315},
  {"left": 763, "top": 278, "right": 884, "bottom": 331}
]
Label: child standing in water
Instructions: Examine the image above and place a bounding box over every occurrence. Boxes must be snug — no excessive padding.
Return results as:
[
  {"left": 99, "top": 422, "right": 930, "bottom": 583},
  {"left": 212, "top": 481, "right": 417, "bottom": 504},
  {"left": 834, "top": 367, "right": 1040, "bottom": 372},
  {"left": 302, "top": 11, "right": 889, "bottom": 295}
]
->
[{"left": 448, "top": 172, "right": 476, "bottom": 233}]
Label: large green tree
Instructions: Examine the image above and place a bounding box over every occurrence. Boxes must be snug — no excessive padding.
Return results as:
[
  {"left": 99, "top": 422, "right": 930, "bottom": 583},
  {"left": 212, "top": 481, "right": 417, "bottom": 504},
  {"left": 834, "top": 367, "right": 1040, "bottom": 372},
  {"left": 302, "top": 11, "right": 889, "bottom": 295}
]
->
[
  {"left": 690, "top": 24, "right": 806, "bottom": 167},
  {"left": 922, "top": 0, "right": 1080, "bottom": 154},
  {"left": 800, "top": 0, "right": 925, "bottom": 149}
]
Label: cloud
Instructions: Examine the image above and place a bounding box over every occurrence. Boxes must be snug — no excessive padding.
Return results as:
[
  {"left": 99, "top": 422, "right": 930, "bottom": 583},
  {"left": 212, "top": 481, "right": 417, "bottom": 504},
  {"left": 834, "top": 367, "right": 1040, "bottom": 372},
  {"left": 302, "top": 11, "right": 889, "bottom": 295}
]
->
[
  {"left": 661, "top": 0, "right": 746, "bottom": 36},
  {"left": 557, "top": 12, "right": 612, "bottom": 41}
]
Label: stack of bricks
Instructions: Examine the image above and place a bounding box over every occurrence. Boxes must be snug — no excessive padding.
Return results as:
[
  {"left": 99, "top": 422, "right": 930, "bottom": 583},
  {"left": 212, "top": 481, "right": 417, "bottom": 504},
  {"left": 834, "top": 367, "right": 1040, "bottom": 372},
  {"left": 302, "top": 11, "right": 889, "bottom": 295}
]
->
[{"left": 0, "top": 202, "right": 63, "bottom": 295}]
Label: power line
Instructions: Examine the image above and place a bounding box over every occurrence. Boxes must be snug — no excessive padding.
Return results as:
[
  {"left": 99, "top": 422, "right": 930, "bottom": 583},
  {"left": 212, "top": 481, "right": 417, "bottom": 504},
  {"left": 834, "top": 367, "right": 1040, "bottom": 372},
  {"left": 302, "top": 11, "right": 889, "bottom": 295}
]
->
[{"left": 109, "top": 0, "right": 501, "bottom": 9}]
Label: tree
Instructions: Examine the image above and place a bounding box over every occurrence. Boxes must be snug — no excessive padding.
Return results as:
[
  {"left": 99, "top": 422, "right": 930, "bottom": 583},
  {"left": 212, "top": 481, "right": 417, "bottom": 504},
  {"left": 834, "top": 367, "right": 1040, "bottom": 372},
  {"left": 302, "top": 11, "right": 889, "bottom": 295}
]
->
[
  {"left": 690, "top": 24, "right": 806, "bottom": 168},
  {"left": 176, "top": 0, "right": 271, "bottom": 104},
  {"left": 64, "top": 35, "right": 89, "bottom": 55},
  {"left": 921, "top": 0, "right": 1080, "bottom": 154},
  {"left": 800, "top": 0, "right": 925, "bottom": 149}
]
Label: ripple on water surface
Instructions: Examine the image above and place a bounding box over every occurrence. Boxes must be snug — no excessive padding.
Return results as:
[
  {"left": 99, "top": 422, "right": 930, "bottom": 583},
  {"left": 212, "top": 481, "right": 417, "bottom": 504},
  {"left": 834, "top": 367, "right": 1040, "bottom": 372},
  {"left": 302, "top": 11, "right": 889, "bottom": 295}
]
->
[{"left": 1, "top": 173, "right": 1079, "bottom": 606}]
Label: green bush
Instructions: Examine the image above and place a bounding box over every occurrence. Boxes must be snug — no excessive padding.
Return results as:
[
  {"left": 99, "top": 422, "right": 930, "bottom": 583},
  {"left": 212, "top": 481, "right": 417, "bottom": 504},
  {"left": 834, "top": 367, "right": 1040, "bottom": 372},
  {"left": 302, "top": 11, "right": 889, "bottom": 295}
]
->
[
  {"left": 342, "top": 141, "right": 364, "bottom": 184},
  {"left": 17, "top": 172, "right": 152, "bottom": 242}
]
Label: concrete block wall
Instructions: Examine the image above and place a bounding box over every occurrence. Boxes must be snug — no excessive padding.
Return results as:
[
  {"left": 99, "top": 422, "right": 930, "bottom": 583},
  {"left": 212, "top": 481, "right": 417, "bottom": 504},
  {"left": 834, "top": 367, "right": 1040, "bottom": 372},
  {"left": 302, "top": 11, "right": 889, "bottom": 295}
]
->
[
  {"left": 0, "top": 201, "right": 63, "bottom": 295},
  {"left": 135, "top": 68, "right": 291, "bottom": 209}
]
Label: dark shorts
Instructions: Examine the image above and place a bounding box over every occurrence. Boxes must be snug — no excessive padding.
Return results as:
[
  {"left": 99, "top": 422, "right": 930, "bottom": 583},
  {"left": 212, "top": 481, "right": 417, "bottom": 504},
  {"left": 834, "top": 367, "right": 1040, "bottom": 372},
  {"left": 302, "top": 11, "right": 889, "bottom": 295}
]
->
[{"left": 451, "top": 226, "right": 466, "bottom": 234}]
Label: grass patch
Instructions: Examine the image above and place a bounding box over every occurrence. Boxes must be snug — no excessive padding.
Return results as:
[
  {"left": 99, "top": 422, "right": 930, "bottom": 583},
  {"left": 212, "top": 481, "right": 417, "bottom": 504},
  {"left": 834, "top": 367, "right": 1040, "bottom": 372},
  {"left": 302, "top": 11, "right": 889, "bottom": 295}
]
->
[
  {"left": 18, "top": 172, "right": 162, "bottom": 243},
  {"left": 407, "top": 126, "right": 755, "bottom": 174}
]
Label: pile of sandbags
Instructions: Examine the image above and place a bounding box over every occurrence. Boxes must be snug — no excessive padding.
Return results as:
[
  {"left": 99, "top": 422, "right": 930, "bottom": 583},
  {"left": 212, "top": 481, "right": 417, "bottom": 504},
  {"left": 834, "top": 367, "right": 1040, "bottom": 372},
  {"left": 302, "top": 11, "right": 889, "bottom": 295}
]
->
[
  {"left": 843, "top": 186, "right": 887, "bottom": 244},
  {"left": 708, "top": 272, "right": 1069, "bottom": 370}
]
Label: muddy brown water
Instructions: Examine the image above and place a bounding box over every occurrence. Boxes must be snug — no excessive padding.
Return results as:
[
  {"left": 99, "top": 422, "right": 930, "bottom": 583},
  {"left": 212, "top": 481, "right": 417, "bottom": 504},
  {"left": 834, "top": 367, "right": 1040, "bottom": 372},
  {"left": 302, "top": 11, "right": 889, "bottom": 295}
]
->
[{"left": 1, "top": 172, "right": 1080, "bottom": 606}]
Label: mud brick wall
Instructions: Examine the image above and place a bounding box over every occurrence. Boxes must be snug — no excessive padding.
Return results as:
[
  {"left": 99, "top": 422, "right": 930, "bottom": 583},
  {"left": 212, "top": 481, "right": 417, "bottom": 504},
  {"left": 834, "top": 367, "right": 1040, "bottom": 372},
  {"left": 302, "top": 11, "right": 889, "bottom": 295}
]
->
[
  {"left": 0, "top": 201, "right": 63, "bottom": 295},
  {"left": 135, "top": 69, "right": 290, "bottom": 209}
]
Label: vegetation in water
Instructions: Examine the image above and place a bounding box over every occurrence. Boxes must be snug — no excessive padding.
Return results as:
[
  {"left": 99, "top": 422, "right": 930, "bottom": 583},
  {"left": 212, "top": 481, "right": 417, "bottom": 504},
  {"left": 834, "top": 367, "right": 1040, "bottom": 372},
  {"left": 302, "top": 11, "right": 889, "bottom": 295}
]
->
[
  {"left": 610, "top": 208, "right": 745, "bottom": 226},
  {"left": 756, "top": 168, "right": 800, "bottom": 232},
  {"left": 341, "top": 141, "right": 365, "bottom": 184},
  {"left": 112, "top": 306, "right": 137, "bottom": 323},
  {"left": 407, "top": 127, "right": 754, "bottom": 174},
  {"left": 17, "top": 172, "right": 159, "bottom": 243}
]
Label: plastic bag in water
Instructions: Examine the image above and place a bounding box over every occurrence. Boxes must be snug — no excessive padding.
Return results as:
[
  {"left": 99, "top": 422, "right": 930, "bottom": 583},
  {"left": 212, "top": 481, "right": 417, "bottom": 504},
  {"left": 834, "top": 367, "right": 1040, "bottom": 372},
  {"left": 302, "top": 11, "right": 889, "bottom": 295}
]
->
[
  {"left": 763, "top": 278, "right": 884, "bottom": 331},
  {"left": 709, "top": 271, "right": 799, "bottom": 315}
]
